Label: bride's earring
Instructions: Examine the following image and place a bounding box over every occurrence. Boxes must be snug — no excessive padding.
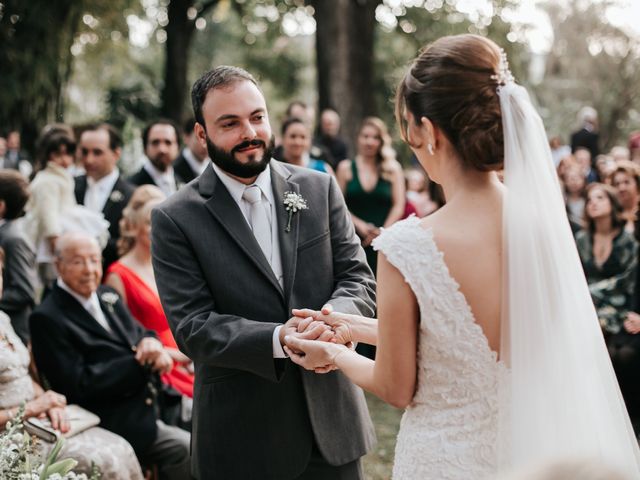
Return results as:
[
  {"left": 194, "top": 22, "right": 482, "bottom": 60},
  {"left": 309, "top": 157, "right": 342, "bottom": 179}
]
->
[{"left": 427, "top": 143, "right": 434, "bottom": 155}]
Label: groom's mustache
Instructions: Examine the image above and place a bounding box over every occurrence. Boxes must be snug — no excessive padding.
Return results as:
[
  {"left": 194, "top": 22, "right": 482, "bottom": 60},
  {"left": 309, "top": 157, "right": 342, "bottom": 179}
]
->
[{"left": 232, "top": 139, "right": 266, "bottom": 154}]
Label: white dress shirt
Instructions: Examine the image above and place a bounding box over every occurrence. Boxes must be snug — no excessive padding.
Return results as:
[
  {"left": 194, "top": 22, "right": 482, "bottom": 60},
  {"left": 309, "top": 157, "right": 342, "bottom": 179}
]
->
[
  {"left": 84, "top": 168, "right": 120, "bottom": 213},
  {"left": 57, "top": 278, "right": 112, "bottom": 332},
  {"left": 211, "top": 163, "right": 287, "bottom": 358},
  {"left": 143, "top": 159, "right": 177, "bottom": 197},
  {"left": 182, "top": 148, "right": 209, "bottom": 176}
]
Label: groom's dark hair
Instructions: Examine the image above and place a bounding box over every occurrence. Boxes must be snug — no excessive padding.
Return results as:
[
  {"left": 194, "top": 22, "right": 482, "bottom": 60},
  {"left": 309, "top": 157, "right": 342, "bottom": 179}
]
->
[{"left": 191, "top": 66, "right": 260, "bottom": 128}]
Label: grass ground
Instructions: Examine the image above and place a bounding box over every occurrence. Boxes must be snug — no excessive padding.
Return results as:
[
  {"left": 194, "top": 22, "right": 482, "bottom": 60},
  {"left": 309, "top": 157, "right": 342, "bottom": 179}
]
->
[{"left": 361, "top": 393, "right": 403, "bottom": 480}]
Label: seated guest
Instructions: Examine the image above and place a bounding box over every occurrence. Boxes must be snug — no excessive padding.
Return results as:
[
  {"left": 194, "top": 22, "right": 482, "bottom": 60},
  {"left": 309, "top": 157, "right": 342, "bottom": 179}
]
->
[
  {"left": 129, "top": 119, "right": 183, "bottom": 197},
  {"left": 278, "top": 117, "right": 334, "bottom": 176},
  {"left": 105, "top": 186, "right": 194, "bottom": 427},
  {"left": 173, "top": 117, "right": 209, "bottom": 183},
  {"left": 611, "top": 160, "right": 640, "bottom": 232},
  {"left": 576, "top": 184, "right": 640, "bottom": 438},
  {"left": 30, "top": 232, "right": 190, "bottom": 480},
  {"left": 594, "top": 154, "right": 616, "bottom": 185},
  {"left": 575, "top": 147, "right": 598, "bottom": 184},
  {"left": 562, "top": 166, "right": 587, "bottom": 230},
  {"left": 576, "top": 183, "right": 637, "bottom": 335},
  {"left": 75, "top": 123, "right": 135, "bottom": 270},
  {"left": 0, "top": 247, "right": 145, "bottom": 479},
  {"left": 0, "top": 170, "right": 37, "bottom": 344}
]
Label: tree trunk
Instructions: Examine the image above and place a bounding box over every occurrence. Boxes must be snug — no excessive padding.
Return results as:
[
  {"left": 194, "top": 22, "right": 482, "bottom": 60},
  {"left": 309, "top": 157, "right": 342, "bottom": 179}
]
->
[
  {"left": 161, "top": 0, "right": 196, "bottom": 125},
  {"left": 0, "top": 0, "right": 83, "bottom": 155},
  {"left": 312, "top": 0, "right": 380, "bottom": 151}
]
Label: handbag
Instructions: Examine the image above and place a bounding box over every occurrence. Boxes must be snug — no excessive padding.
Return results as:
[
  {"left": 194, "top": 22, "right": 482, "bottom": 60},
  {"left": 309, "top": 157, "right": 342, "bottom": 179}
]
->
[{"left": 24, "top": 405, "right": 100, "bottom": 443}]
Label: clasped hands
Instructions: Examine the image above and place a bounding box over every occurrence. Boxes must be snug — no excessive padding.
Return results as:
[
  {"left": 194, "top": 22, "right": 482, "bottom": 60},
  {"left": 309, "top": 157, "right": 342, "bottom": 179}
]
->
[
  {"left": 279, "top": 304, "right": 354, "bottom": 373},
  {"left": 134, "top": 337, "right": 174, "bottom": 374}
]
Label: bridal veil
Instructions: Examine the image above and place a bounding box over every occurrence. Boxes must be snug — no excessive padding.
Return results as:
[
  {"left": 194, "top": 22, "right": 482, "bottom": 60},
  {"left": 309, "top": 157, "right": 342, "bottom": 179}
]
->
[{"left": 498, "top": 57, "right": 640, "bottom": 476}]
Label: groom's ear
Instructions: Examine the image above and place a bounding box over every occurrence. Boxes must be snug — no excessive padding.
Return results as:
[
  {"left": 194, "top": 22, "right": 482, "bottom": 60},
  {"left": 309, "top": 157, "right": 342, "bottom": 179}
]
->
[{"left": 194, "top": 122, "right": 208, "bottom": 151}]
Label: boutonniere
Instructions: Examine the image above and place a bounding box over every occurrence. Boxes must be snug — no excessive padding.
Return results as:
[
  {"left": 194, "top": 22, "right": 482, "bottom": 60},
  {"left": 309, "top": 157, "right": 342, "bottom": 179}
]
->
[
  {"left": 109, "top": 190, "right": 124, "bottom": 202},
  {"left": 100, "top": 292, "right": 119, "bottom": 307},
  {"left": 283, "top": 191, "right": 308, "bottom": 233}
]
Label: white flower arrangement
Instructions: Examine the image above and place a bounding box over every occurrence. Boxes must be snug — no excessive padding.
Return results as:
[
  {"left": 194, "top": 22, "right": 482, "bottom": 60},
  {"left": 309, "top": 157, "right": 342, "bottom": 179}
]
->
[
  {"left": 108, "top": 191, "right": 124, "bottom": 203},
  {"left": 99, "top": 292, "right": 119, "bottom": 306},
  {"left": 0, "top": 406, "right": 99, "bottom": 480},
  {"left": 283, "top": 192, "right": 308, "bottom": 233}
]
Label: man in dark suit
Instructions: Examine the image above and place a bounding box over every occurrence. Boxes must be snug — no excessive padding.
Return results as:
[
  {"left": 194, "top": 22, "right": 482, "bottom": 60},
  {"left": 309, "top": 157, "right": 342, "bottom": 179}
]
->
[
  {"left": 30, "top": 232, "right": 190, "bottom": 480},
  {"left": 173, "top": 117, "right": 209, "bottom": 183},
  {"left": 570, "top": 106, "right": 600, "bottom": 163},
  {"left": 151, "top": 66, "right": 376, "bottom": 480},
  {"left": 316, "top": 108, "right": 349, "bottom": 169},
  {"left": 0, "top": 170, "right": 37, "bottom": 344},
  {"left": 129, "top": 120, "right": 183, "bottom": 196},
  {"left": 75, "top": 123, "right": 135, "bottom": 270},
  {"left": 5, "top": 130, "right": 31, "bottom": 169}
]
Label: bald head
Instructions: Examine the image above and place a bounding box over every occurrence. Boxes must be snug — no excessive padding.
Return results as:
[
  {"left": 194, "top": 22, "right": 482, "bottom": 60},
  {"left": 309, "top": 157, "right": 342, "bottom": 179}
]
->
[
  {"left": 55, "top": 232, "right": 102, "bottom": 298},
  {"left": 55, "top": 232, "right": 101, "bottom": 259},
  {"left": 320, "top": 109, "right": 340, "bottom": 137}
]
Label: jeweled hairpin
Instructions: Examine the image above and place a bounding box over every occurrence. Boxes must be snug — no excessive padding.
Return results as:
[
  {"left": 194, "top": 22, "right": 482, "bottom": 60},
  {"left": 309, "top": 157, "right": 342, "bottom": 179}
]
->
[{"left": 491, "top": 48, "right": 514, "bottom": 91}]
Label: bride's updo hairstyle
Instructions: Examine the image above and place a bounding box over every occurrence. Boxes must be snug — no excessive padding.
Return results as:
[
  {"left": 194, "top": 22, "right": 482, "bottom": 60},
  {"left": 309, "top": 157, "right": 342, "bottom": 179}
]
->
[{"left": 396, "top": 34, "right": 504, "bottom": 171}]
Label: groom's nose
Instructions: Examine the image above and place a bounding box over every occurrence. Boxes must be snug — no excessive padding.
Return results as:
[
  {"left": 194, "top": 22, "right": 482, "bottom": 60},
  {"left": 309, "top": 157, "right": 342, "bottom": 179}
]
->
[{"left": 240, "top": 121, "right": 257, "bottom": 140}]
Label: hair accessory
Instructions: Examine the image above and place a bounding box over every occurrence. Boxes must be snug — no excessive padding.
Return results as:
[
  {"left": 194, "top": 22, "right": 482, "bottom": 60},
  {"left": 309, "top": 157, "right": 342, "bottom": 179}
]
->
[{"left": 491, "top": 48, "right": 515, "bottom": 91}]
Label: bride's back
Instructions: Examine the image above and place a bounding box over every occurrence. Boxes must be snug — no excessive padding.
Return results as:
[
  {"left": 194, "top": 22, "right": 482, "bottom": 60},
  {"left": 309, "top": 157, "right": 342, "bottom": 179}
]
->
[{"left": 424, "top": 184, "right": 504, "bottom": 356}]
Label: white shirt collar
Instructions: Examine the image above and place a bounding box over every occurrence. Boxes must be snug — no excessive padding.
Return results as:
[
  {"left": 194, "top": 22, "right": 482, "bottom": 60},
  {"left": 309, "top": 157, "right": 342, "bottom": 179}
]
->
[
  {"left": 87, "top": 168, "right": 119, "bottom": 192},
  {"left": 143, "top": 158, "right": 176, "bottom": 195},
  {"left": 57, "top": 278, "right": 111, "bottom": 331},
  {"left": 182, "top": 148, "right": 209, "bottom": 176},
  {"left": 211, "top": 162, "right": 273, "bottom": 206}
]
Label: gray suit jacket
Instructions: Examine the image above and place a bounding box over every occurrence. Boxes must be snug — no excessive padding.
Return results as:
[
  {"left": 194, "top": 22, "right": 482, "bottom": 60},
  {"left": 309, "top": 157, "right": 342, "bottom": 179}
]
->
[
  {"left": 0, "top": 220, "right": 37, "bottom": 344},
  {"left": 151, "top": 160, "right": 376, "bottom": 480}
]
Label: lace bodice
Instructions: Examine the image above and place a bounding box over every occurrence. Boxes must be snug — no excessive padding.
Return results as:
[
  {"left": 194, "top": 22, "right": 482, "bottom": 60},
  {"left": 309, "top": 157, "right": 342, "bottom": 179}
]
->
[
  {"left": 0, "top": 312, "right": 34, "bottom": 408},
  {"left": 373, "top": 216, "right": 506, "bottom": 480}
]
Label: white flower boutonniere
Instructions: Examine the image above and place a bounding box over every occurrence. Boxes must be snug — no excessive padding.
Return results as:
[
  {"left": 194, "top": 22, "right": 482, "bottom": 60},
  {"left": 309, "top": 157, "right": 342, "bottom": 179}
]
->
[
  {"left": 283, "top": 191, "right": 308, "bottom": 233},
  {"left": 109, "top": 190, "right": 124, "bottom": 203},
  {"left": 100, "top": 292, "right": 119, "bottom": 306}
]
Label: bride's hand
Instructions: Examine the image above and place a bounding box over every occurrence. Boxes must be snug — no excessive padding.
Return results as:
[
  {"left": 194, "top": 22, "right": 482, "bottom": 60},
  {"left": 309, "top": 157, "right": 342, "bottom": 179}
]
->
[
  {"left": 284, "top": 336, "right": 350, "bottom": 373},
  {"left": 292, "top": 304, "right": 356, "bottom": 346}
]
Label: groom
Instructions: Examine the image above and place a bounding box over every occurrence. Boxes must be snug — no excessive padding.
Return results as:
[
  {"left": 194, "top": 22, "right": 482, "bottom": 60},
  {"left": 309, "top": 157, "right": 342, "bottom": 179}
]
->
[{"left": 151, "top": 66, "right": 376, "bottom": 479}]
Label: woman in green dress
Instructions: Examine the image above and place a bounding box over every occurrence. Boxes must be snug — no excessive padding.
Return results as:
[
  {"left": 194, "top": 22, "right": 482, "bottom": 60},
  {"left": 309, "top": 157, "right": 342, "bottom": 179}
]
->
[{"left": 336, "top": 117, "right": 405, "bottom": 275}]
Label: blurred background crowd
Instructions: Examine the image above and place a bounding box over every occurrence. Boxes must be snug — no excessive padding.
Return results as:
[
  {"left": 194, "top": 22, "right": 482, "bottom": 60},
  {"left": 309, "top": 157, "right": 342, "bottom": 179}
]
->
[{"left": 3, "top": 0, "right": 640, "bottom": 477}]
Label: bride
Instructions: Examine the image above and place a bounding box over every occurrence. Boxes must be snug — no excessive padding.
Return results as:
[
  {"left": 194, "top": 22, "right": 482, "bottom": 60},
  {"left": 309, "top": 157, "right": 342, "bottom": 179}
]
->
[{"left": 284, "top": 34, "right": 640, "bottom": 479}]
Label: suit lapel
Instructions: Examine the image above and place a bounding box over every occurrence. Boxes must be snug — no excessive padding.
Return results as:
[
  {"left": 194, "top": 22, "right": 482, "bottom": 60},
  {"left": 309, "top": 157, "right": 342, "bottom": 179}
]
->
[
  {"left": 271, "top": 162, "right": 300, "bottom": 307},
  {"left": 99, "top": 298, "right": 135, "bottom": 346},
  {"left": 199, "top": 165, "right": 283, "bottom": 296},
  {"left": 102, "top": 178, "right": 125, "bottom": 220},
  {"left": 53, "top": 287, "right": 118, "bottom": 343},
  {"left": 74, "top": 176, "right": 87, "bottom": 205}
]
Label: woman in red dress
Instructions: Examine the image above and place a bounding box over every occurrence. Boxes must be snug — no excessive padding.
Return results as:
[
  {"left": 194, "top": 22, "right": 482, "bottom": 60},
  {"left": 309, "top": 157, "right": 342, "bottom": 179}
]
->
[{"left": 104, "top": 185, "right": 194, "bottom": 425}]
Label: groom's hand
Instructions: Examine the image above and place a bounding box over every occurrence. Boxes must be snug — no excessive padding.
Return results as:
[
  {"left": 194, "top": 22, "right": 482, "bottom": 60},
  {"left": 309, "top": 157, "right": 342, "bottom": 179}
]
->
[
  {"left": 279, "top": 315, "right": 334, "bottom": 352},
  {"left": 292, "top": 304, "right": 354, "bottom": 347}
]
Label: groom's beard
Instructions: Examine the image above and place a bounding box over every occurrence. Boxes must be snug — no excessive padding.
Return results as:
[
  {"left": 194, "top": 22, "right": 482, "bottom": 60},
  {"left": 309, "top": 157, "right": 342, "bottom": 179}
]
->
[{"left": 206, "top": 134, "right": 275, "bottom": 179}]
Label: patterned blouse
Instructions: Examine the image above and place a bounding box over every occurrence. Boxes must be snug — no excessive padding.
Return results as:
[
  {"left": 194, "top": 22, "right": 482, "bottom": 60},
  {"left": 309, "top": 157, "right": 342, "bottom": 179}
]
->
[{"left": 575, "top": 229, "right": 639, "bottom": 334}]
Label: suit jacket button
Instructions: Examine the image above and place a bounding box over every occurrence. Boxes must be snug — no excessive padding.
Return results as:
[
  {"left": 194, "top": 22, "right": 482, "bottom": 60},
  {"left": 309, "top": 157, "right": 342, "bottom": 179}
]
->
[
  {"left": 145, "top": 398, "right": 153, "bottom": 406},
  {"left": 131, "top": 345, "right": 137, "bottom": 352}
]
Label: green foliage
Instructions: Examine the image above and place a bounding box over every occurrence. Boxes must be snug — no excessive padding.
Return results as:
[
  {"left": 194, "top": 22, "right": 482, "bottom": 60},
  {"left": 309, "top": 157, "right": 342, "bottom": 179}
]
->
[
  {"left": 372, "top": 0, "right": 530, "bottom": 162},
  {"left": 533, "top": 0, "right": 640, "bottom": 149}
]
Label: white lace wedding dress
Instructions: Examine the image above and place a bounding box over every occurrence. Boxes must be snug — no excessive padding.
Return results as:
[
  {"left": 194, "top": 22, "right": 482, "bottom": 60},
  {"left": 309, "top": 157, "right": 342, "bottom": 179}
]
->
[{"left": 374, "top": 215, "right": 506, "bottom": 480}]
